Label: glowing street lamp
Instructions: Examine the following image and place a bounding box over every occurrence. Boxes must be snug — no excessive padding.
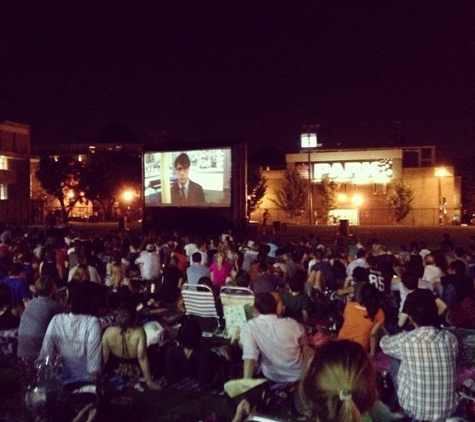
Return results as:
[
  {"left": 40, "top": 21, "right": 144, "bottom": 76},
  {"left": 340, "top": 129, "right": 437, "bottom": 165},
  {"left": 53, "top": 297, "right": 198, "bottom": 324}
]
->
[
  {"left": 338, "top": 193, "right": 348, "bottom": 203},
  {"left": 122, "top": 190, "right": 134, "bottom": 202},
  {"left": 352, "top": 194, "right": 364, "bottom": 207}
]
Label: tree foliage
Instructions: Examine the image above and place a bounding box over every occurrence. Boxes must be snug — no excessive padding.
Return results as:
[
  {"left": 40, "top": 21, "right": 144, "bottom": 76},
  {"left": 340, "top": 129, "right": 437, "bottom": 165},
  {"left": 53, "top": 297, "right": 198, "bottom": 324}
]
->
[
  {"left": 314, "top": 175, "right": 340, "bottom": 223},
  {"left": 247, "top": 166, "right": 268, "bottom": 218},
  {"left": 271, "top": 169, "right": 307, "bottom": 215},
  {"left": 35, "top": 156, "right": 88, "bottom": 220},
  {"left": 84, "top": 150, "right": 141, "bottom": 220},
  {"left": 387, "top": 179, "right": 414, "bottom": 223},
  {"left": 454, "top": 156, "right": 475, "bottom": 210}
]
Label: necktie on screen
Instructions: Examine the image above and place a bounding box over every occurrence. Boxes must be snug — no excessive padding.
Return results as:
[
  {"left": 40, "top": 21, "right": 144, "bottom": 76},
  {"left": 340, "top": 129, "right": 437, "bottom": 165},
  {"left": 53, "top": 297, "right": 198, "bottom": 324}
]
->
[{"left": 180, "top": 186, "right": 186, "bottom": 202}]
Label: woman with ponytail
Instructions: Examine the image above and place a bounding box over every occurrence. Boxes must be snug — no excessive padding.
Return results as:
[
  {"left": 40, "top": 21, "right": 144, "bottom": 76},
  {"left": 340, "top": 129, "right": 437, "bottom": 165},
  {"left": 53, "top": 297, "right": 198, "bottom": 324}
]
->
[{"left": 300, "top": 340, "right": 377, "bottom": 422}]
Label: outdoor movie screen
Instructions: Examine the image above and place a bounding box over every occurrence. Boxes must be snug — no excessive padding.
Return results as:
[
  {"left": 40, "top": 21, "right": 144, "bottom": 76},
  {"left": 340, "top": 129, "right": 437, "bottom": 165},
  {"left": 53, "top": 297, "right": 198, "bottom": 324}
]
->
[{"left": 143, "top": 147, "right": 232, "bottom": 208}]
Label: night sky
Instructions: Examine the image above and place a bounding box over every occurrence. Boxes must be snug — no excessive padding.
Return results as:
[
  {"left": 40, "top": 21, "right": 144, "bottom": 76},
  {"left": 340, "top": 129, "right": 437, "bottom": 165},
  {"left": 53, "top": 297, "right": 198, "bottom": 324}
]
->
[{"left": 1, "top": 1, "right": 474, "bottom": 159}]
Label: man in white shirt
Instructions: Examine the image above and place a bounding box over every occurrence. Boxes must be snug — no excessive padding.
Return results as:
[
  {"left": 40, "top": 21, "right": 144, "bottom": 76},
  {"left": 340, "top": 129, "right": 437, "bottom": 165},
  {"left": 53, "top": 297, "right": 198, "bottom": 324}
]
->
[
  {"left": 241, "top": 292, "right": 307, "bottom": 383},
  {"left": 39, "top": 285, "right": 102, "bottom": 384},
  {"left": 346, "top": 248, "right": 368, "bottom": 278},
  {"left": 135, "top": 244, "right": 161, "bottom": 281}
]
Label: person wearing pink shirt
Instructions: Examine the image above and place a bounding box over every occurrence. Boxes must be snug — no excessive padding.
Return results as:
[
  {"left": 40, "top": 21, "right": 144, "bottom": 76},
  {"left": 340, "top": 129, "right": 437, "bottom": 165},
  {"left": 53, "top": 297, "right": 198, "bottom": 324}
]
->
[{"left": 209, "top": 252, "right": 232, "bottom": 287}]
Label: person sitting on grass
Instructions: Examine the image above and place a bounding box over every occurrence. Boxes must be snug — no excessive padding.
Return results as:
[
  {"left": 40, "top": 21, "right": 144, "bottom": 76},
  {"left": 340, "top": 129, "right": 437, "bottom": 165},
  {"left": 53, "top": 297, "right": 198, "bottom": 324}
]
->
[
  {"left": 241, "top": 292, "right": 308, "bottom": 383},
  {"left": 282, "top": 270, "right": 310, "bottom": 324},
  {"left": 381, "top": 289, "right": 459, "bottom": 421},
  {"left": 164, "top": 317, "right": 227, "bottom": 391},
  {"left": 17, "top": 275, "right": 63, "bottom": 361},
  {"left": 102, "top": 304, "right": 161, "bottom": 390},
  {"left": 0, "top": 273, "right": 19, "bottom": 322},
  {"left": 337, "top": 283, "right": 385, "bottom": 359},
  {"left": 40, "top": 285, "right": 102, "bottom": 385},
  {"left": 300, "top": 340, "right": 379, "bottom": 422}
]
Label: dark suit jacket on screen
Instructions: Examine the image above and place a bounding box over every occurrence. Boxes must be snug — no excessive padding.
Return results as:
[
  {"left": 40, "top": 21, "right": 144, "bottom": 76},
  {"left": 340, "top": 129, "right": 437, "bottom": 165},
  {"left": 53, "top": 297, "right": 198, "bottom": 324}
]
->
[{"left": 171, "top": 180, "right": 206, "bottom": 206}]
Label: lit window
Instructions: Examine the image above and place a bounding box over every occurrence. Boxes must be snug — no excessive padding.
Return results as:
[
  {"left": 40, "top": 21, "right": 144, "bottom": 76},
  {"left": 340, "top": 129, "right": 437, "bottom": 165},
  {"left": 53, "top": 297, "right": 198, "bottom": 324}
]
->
[
  {"left": 0, "top": 156, "right": 6, "bottom": 170},
  {"left": 0, "top": 184, "right": 7, "bottom": 200}
]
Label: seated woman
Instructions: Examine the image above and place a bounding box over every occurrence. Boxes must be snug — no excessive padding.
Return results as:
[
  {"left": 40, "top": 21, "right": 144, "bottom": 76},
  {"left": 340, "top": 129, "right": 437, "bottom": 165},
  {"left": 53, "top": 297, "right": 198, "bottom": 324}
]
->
[
  {"left": 233, "top": 340, "right": 390, "bottom": 422},
  {"left": 300, "top": 340, "right": 378, "bottom": 422},
  {"left": 102, "top": 304, "right": 160, "bottom": 390},
  {"left": 337, "top": 283, "right": 385, "bottom": 359}
]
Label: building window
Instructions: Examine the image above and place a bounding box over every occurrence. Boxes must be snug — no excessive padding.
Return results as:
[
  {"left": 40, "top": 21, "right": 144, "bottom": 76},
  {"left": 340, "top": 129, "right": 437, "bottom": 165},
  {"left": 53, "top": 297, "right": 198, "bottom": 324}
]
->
[
  {"left": 0, "top": 156, "right": 6, "bottom": 170},
  {"left": 0, "top": 184, "right": 7, "bottom": 200}
]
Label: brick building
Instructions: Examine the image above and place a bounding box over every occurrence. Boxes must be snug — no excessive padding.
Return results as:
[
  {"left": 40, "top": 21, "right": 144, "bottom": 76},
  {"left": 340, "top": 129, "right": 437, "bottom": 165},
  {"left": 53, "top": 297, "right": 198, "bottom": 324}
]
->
[
  {"left": 0, "top": 121, "right": 34, "bottom": 223},
  {"left": 252, "top": 146, "right": 460, "bottom": 227}
]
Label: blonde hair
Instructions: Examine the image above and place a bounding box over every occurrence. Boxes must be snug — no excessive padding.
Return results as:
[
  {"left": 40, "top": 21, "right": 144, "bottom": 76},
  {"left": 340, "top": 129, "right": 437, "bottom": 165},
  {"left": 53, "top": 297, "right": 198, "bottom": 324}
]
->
[
  {"left": 71, "top": 264, "right": 90, "bottom": 283},
  {"left": 300, "top": 340, "right": 377, "bottom": 422},
  {"left": 424, "top": 253, "right": 435, "bottom": 266},
  {"left": 109, "top": 262, "right": 124, "bottom": 289}
]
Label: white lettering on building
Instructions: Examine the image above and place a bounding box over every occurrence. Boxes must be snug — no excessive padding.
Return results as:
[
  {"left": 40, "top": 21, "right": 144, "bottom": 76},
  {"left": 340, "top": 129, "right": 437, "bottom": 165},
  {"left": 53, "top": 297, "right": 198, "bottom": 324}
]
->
[{"left": 312, "top": 160, "right": 393, "bottom": 181}]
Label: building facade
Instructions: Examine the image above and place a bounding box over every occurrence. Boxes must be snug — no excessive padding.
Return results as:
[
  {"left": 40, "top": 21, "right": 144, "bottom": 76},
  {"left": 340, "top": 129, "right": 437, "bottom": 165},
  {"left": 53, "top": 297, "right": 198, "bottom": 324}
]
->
[
  {"left": 0, "top": 121, "right": 34, "bottom": 223},
  {"left": 253, "top": 146, "right": 460, "bottom": 227}
]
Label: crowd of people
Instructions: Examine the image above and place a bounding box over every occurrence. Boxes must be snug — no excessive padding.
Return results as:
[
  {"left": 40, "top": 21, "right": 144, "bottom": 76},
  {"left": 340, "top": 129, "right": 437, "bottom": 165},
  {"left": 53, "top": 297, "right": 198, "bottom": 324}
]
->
[{"left": 1, "top": 224, "right": 475, "bottom": 421}]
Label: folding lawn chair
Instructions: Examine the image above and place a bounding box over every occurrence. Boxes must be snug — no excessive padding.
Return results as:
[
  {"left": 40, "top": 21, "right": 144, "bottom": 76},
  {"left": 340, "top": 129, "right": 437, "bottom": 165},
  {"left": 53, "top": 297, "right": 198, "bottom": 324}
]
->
[
  {"left": 220, "top": 286, "right": 255, "bottom": 338},
  {"left": 181, "top": 283, "right": 221, "bottom": 337}
]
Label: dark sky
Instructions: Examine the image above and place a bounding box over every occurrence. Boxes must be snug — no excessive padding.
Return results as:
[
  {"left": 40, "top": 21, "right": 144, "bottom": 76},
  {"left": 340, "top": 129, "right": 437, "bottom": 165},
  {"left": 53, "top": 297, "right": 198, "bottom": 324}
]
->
[{"left": 1, "top": 1, "right": 474, "bottom": 158}]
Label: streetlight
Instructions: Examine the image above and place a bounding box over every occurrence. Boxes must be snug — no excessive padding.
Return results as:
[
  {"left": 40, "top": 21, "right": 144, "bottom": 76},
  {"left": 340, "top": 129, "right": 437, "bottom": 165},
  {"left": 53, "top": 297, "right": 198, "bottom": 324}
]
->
[
  {"left": 301, "top": 125, "right": 320, "bottom": 225},
  {"left": 434, "top": 167, "right": 449, "bottom": 226},
  {"left": 122, "top": 190, "right": 134, "bottom": 202}
]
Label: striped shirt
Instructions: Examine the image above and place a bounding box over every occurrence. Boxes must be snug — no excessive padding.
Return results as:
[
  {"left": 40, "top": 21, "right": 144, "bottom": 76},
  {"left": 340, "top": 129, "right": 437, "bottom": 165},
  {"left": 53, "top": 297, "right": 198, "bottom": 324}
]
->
[
  {"left": 380, "top": 327, "right": 458, "bottom": 421},
  {"left": 40, "top": 313, "right": 102, "bottom": 384}
]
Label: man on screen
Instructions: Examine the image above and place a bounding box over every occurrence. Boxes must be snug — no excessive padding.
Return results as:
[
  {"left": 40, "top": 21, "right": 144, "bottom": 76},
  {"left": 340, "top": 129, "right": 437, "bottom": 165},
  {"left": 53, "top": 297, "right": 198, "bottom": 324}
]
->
[{"left": 171, "top": 153, "right": 206, "bottom": 206}]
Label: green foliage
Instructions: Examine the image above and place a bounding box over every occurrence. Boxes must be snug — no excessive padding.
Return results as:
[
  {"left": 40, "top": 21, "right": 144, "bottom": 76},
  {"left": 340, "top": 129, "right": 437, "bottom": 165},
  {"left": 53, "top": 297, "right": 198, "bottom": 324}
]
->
[
  {"left": 454, "top": 157, "right": 475, "bottom": 210},
  {"left": 35, "top": 156, "right": 88, "bottom": 220},
  {"left": 314, "top": 175, "right": 340, "bottom": 223},
  {"left": 247, "top": 166, "right": 268, "bottom": 218},
  {"left": 84, "top": 150, "right": 141, "bottom": 220},
  {"left": 271, "top": 169, "right": 307, "bottom": 215},
  {"left": 387, "top": 179, "right": 414, "bottom": 223}
]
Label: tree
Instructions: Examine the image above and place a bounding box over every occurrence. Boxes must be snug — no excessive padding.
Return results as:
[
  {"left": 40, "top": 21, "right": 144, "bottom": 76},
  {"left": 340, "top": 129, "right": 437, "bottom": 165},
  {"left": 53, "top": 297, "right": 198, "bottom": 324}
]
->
[
  {"left": 387, "top": 179, "right": 414, "bottom": 223},
  {"left": 35, "top": 156, "right": 88, "bottom": 221},
  {"left": 454, "top": 156, "right": 475, "bottom": 211},
  {"left": 314, "top": 175, "right": 340, "bottom": 224},
  {"left": 84, "top": 149, "right": 141, "bottom": 220},
  {"left": 247, "top": 166, "right": 268, "bottom": 219},
  {"left": 271, "top": 169, "right": 307, "bottom": 216}
]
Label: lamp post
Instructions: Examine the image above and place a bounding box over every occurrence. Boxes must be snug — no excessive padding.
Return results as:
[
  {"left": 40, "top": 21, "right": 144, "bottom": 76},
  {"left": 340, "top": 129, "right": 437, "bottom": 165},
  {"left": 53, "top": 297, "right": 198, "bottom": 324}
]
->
[
  {"left": 301, "top": 127, "right": 319, "bottom": 225},
  {"left": 434, "top": 167, "right": 449, "bottom": 226}
]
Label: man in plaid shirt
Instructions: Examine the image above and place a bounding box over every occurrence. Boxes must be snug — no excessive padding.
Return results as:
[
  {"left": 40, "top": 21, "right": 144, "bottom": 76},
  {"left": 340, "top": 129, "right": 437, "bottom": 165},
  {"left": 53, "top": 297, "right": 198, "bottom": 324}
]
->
[{"left": 380, "top": 288, "right": 459, "bottom": 421}]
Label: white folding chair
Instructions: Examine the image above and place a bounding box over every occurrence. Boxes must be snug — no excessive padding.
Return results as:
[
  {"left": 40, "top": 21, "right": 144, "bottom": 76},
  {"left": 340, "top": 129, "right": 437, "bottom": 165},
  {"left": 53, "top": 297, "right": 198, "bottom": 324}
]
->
[
  {"left": 181, "top": 283, "right": 220, "bottom": 337},
  {"left": 220, "top": 286, "right": 255, "bottom": 338},
  {"left": 220, "top": 286, "right": 255, "bottom": 308}
]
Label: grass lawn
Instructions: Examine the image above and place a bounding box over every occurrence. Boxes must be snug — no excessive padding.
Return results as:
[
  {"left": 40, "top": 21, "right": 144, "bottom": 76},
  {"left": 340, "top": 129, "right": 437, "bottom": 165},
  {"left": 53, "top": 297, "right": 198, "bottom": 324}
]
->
[{"left": 57, "top": 220, "right": 475, "bottom": 251}]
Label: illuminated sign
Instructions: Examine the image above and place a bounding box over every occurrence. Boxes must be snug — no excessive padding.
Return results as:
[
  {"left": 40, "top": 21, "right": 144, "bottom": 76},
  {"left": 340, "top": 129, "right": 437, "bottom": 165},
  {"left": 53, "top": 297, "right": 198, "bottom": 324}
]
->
[{"left": 311, "top": 159, "right": 393, "bottom": 181}]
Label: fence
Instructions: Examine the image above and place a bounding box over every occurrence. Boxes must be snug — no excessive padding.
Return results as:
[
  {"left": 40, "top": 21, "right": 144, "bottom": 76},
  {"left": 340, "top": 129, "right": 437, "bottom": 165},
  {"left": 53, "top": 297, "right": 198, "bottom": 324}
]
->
[{"left": 250, "top": 207, "right": 460, "bottom": 227}]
